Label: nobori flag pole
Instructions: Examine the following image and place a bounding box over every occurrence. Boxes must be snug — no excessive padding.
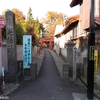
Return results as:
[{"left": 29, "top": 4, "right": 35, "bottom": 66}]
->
[{"left": 87, "top": 0, "right": 95, "bottom": 99}]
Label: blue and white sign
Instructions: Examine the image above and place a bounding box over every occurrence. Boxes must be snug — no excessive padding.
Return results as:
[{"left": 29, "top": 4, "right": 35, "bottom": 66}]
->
[{"left": 23, "top": 35, "right": 32, "bottom": 68}]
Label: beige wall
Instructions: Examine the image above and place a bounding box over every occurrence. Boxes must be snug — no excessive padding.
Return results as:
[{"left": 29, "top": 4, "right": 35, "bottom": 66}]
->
[
  {"left": 59, "top": 34, "right": 66, "bottom": 48},
  {"left": 80, "top": 0, "right": 90, "bottom": 33},
  {"left": 80, "top": 0, "right": 100, "bottom": 33},
  {"left": 95, "top": 0, "right": 100, "bottom": 17}
]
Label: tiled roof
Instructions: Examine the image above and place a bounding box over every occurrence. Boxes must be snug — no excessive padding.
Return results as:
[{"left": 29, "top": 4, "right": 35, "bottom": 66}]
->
[
  {"left": 54, "top": 15, "right": 79, "bottom": 37},
  {"left": 95, "top": 17, "right": 100, "bottom": 25},
  {"left": 65, "top": 15, "right": 79, "bottom": 25}
]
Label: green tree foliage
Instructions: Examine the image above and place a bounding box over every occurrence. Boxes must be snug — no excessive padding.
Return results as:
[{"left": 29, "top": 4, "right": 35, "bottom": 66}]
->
[
  {"left": 2, "top": 26, "right": 6, "bottom": 40},
  {"left": 26, "top": 7, "right": 34, "bottom": 32},
  {"left": 41, "top": 11, "right": 67, "bottom": 37},
  {"left": 1, "top": 7, "right": 45, "bottom": 44},
  {"left": 40, "top": 23, "right": 45, "bottom": 32},
  {"left": 16, "top": 22, "right": 24, "bottom": 44},
  {"left": 26, "top": 8, "right": 45, "bottom": 44},
  {"left": 1, "top": 8, "right": 26, "bottom": 45},
  {"left": 12, "top": 8, "right": 27, "bottom": 34},
  {"left": 12, "top": 8, "right": 25, "bottom": 23},
  {"left": 27, "top": 7, "right": 34, "bottom": 21},
  {"left": 34, "top": 18, "right": 41, "bottom": 42},
  {"left": 11, "top": 8, "right": 26, "bottom": 44},
  {"left": 1, "top": 10, "right": 10, "bottom": 40},
  {"left": 34, "top": 18, "right": 45, "bottom": 44}
]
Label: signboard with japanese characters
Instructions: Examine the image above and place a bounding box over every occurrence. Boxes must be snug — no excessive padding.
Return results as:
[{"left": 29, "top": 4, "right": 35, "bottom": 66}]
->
[
  {"left": 94, "top": 50, "right": 98, "bottom": 74},
  {"left": 23, "top": 35, "right": 32, "bottom": 68},
  {"left": 89, "top": 46, "right": 95, "bottom": 60}
]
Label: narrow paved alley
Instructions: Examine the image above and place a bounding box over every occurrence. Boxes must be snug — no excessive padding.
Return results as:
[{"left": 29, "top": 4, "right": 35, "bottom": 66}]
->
[{"left": 8, "top": 49, "right": 86, "bottom": 100}]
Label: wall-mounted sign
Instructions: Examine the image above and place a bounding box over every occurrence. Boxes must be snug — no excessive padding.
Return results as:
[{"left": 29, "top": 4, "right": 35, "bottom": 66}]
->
[
  {"left": 23, "top": 35, "right": 32, "bottom": 68},
  {"left": 94, "top": 50, "right": 98, "bottom": 74},
  {"left": 89, "top": 46, "right": 95, "bottom": 60}
]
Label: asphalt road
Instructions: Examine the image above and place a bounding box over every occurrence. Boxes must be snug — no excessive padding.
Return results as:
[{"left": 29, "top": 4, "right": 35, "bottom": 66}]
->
[{"left": 8, "top": 49, "right": 86, "bottom": 100}]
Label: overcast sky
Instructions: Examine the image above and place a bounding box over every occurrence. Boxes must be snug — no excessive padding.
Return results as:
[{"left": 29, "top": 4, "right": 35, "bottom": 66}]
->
[{"left": 0, "top": 0, "right": 79, "bottom": 20}]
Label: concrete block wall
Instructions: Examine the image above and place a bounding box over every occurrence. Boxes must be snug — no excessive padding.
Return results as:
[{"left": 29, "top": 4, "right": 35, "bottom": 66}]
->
[
  {"left": 1, "top": 45, "right": 38, "bottom": 73},
  {"left": 60, "top": 48, "right": 67, "bottom": 60}
]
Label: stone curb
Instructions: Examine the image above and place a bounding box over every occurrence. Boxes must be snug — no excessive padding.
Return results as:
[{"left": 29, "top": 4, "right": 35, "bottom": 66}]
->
[{"left": 50, "top": 50, "right": 100, "bottom": 100}]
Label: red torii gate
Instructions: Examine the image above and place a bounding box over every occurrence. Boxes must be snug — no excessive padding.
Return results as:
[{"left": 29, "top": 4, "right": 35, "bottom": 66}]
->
[{"left": 39, "top": 38, "right": 54, "bottom": 50}]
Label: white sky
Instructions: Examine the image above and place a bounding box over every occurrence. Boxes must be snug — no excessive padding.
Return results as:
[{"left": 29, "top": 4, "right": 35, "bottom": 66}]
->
[{"left": 0, "top": 0, "right": 79, "bottom": 20}]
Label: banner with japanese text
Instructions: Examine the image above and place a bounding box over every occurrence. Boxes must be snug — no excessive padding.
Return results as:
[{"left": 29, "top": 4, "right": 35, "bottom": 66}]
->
[
  {"left": 94, "top": 50, "right": 98, "bottom": 74},
  {"left": 23, "top": 35, "right": 32, "bottom": 68}
]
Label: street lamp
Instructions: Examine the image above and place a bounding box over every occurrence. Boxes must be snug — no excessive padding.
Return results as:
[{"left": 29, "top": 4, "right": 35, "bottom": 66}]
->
[{"left": 87, "top": 0, "right": 95, "bottom": 99}]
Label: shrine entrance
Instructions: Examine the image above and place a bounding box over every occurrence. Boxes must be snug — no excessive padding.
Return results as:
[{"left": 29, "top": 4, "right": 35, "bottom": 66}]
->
[{"left": 39, "top": 38, "right": 54, "bottom": 50}]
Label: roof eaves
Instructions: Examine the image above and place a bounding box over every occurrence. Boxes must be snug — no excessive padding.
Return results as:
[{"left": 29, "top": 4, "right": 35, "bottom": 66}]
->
[
  {"left": 95, "top": 17, "right": 100, "bottom": 25},
  {"left": 61, "top": 15, "right": 79, "bottom": 34},
  {"left": 70, "top": 0, "right": 82, "bottom": 7},
  {"left": 54, "top": 15, "right": 79, "bottom": 37},
  {"left": 54, "top": 34, "right": 61, "bottom": 37}
]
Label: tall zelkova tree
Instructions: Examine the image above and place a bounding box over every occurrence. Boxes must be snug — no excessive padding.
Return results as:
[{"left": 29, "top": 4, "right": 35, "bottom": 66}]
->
[
  {"left": 33, "top": 18, "right": 45, "bottom": 44},
  {"left": 27, "top": 7, "right": 34, "bottom": 21},
  {"left": 26, "top": 7, "right": 34, "bottom": 32},
  {"left": 26, "top": 7, "right": 45, "bottom": 44},
  {"left": 34, "top": 18, "right": 41, "bottom": 41},
  {"left": 41, "top": 11, "right": 67, "bottom": 37}
]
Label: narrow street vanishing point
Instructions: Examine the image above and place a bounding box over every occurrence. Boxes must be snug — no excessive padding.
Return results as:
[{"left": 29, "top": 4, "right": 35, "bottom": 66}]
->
[{"left": 8, "top": 49, "right": 86, "bottom": 100}]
